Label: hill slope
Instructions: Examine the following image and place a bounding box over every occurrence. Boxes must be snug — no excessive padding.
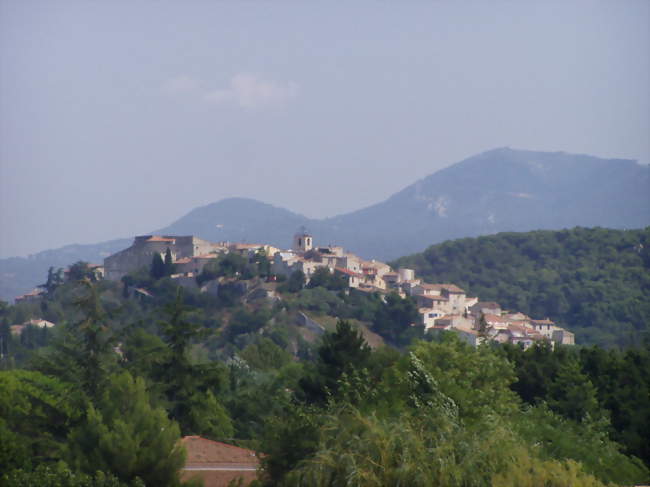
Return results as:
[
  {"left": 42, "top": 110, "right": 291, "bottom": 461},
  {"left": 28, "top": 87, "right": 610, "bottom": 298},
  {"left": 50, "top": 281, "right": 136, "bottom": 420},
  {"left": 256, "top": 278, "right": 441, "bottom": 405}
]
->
[
  {"left": 2, "top": 148, "right": 648, "bottom": 302},
  {"left": 392, "top": 227, "right": 650, "bottom": 347}
]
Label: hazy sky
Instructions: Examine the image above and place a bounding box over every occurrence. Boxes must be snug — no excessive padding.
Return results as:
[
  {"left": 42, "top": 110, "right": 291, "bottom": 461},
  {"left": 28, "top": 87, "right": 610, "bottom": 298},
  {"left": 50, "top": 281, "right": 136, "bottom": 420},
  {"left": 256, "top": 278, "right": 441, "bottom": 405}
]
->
[{"left": 1, "top": 0, "right": 648, "bottom": 258}]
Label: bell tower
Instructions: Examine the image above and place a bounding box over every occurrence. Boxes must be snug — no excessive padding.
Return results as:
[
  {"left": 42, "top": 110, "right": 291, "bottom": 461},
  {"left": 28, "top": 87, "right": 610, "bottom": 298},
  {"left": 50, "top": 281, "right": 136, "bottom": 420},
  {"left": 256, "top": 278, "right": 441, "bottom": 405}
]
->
[{"left": 293, "top": 227, "right": 313, "bottom": 252}]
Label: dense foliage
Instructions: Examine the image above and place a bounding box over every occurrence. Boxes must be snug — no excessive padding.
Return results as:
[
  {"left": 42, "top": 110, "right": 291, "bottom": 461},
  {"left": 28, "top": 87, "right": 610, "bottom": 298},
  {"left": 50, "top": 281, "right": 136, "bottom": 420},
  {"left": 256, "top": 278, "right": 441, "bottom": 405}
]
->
[{"left": 393, "top": 227, "right": 650, "bottom": 347}]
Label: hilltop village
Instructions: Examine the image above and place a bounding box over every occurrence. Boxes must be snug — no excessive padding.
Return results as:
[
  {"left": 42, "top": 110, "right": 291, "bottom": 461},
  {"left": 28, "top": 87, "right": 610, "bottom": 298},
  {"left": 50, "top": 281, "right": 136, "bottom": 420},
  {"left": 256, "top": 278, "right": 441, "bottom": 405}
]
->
[{"left": 96, "top": 230, "right": 574, "bottom": 348}]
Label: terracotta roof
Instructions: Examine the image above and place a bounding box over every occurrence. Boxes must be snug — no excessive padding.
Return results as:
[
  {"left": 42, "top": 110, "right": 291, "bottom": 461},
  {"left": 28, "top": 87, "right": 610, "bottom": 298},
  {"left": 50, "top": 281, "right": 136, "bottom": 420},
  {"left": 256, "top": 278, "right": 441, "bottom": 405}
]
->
[
  {"left": 194, "top": 254, "right": 218, "bottom": 260},
  {"left": 531, "top": 318, "right": 555, "bottom": 325},
  {"left": 418, "top": 283, "right": 445, "bottom": 290},
  {"left": 182, "top": 436, "right": 260, "bottom": 466},
  {"left": 146, "top": 236, "right": 175, "bottom": 242},
  {"left": 416, "top": 294, "right": 448, "bottom": 301},
  {"left": 134, "top": 288, "right": 154, "bottom": 297},
  {"left": 175, "top": 257, "right": 192, "bottom": 264},
  {"left": 483, "top": 313, "right": 509, "bottom": 323},
  {"left": 438, "top": 314, "right": 457, "bottom": 320},
  {"left": 440, "top": 283, "right": 465, "bottom": 293},
  {"left": 181, "top": 436, "right": 260, "bottom": 487},
  {"left": 417, "top": 283, "right": 465, "bottom": 293},
  {"left": 456, "top": 328, "right": 478, "bottom": 335},
  {"left": 16, "top": 288, "right": 45, "bottom": 299},
  {"left": 335, "top": 267, "right": 363, "bottom": 278},
  {"left": 506, "top": 323, "right": 545, "bottom": 339}
]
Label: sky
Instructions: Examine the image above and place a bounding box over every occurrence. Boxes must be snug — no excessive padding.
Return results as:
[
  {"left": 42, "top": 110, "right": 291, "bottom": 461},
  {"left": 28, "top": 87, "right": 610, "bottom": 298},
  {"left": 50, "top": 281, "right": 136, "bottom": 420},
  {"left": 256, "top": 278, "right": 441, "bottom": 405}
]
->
[{"left": 1, "top": 0, "right": 648, "bottom": 258}]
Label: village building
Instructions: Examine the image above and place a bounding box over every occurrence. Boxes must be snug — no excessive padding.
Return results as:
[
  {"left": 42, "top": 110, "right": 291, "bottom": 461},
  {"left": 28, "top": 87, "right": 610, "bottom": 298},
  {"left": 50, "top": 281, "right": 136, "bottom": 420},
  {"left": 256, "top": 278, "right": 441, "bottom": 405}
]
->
[
  {"left": 181, "top": 436, "right": 261, "bottom": 487},
  {"left": 14, "top": 288, "right": 46, "bottom": 303},
  {"left": 271, "top": 231, "right": 375, "bottom": 285},
  {"left": 10, "top": 318, "right": 56, "bottom": 336},
  {"left": 104, "top": 235, "right": 226, "bottom": 280},
  {"left": 228, "top": 243, "right": 280, "bottom": 259},
  {"left": 469, "top": 301, "right": 502, "bottom": 317},
  {"left": 101, "top": 230, "right": 577, "bottom": 348}
]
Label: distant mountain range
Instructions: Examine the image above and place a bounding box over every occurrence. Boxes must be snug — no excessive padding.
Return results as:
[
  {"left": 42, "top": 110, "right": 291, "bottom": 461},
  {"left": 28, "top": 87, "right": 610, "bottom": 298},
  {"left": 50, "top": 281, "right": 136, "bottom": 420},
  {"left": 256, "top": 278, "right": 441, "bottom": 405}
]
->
[{"left": 2, "top": 147, "right": 648, "bottom": 301}]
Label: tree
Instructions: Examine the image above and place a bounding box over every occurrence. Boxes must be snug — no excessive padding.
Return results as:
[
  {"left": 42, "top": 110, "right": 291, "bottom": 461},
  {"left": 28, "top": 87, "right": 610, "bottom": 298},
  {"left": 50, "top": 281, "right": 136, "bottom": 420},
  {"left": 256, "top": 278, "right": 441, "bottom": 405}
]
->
[
  {"left": 284, "top": 270, "right": 305, "bottom": 293},
  {"left": 306, "top": 268, "right": 346, "bottom": 291},
  {"left": 0, "top": 370, "right": 84, "bottom": 469},
  {"left": 154, "top": 291, "right": 233, "bottom": 438},
  {"left": 164, "top": 248, "right": 175, "bottom": 277},
  {"left": 298, "top": 320, "right": 371, "bottom": 404},
  {"left": 547, "top": 359, "right": 601, "bottom": 422},
  {"left": 71, "top": 280, "right": 118, "bottom": 397},
  {"left": 477, "top": 313, "right": 488, "bottom": 339},
  {"left": 151, "top": 253, "right": 166, "bottom": 280},
  {"left": 254, "top": 250, "right": 271, "bottom": 277},
  {"left": 372, "top": 293, "right": 422, "bottom": 346},
  {"left": 67, "top": 371, "right": 185, "bottom": 487},
  {"left": 405, "top": 335, "right": 520, "bottom": 422},
  {"left": 65, "top": 261, "right": 101, "bottom": 282},
  {"left": 239, "top": 337, "right": 292, "bottom": 371},
  {"left": 2, "top": 463, "right": 141, "bottom": 487},
  {"left": 33, "top": 281, "right": 118, "bottom": 398},
  {"left": 43, "top": 267, "right": 64, "bottom": 294}
]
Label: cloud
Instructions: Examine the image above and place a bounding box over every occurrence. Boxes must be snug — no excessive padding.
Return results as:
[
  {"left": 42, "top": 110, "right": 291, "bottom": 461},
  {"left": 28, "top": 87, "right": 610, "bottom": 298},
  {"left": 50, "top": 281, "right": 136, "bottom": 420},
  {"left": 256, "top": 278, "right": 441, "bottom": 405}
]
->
[{"left": 204, "top": 74, "right": 299, "bottom": 108}]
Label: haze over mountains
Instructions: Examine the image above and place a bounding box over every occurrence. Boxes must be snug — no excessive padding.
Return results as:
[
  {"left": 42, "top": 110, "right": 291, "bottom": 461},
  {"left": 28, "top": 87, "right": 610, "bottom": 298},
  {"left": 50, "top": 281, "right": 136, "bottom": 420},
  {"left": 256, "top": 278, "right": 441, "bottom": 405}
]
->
[{"left": 2, "top": 147, "right": 649, "bottom": 301}]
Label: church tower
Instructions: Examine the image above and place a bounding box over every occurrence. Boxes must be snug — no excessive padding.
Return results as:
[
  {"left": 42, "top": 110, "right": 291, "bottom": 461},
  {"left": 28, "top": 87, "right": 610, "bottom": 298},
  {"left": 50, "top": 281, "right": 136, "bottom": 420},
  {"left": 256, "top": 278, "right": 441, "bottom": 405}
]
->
[{"left": 293, "top": 227, "right": 313, "bottom": 253}]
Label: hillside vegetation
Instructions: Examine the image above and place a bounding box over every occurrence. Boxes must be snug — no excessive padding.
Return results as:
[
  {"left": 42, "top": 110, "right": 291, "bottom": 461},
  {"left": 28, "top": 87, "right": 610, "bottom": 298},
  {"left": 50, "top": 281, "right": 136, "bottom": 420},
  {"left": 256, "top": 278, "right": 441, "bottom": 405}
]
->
[
  {"left": 1, "top": 255, "right": 649, "bottom": 485},
  {"left": 393, "top": 227, "right": 650, "bottom": 347}
]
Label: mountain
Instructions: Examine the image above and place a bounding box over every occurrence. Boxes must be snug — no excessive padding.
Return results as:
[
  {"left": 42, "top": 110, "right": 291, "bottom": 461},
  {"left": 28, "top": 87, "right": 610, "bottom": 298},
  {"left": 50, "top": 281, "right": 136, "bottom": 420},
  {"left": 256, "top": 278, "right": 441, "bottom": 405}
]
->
[
  {"left": 2, "top": 147, "right": 648, "bottom": 302},
  {"left": 155, "top": 197, "right": 312, "bottom": 248},
  {"left": 321, "top": 148, "right": 650, "bottom": 258}
]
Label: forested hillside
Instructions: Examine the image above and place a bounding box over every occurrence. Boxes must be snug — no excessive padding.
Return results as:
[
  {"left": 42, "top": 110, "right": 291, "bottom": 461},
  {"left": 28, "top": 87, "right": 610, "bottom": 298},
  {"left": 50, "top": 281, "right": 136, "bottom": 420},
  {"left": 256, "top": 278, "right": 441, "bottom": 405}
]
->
[
  {"left": 393, "top": 227, "right": 650, "bottom": 347},
  {"left": 1, "top": 254, "right": 649, "bottom": 485}
]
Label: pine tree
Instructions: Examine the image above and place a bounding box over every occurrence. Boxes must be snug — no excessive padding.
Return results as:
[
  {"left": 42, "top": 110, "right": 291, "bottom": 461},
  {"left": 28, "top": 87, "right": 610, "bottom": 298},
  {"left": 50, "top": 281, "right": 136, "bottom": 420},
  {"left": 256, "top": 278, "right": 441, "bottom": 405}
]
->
[
  {"left": 68, "top": 371, "right": 185, "bottom": 487},
  {"left": 155, "top": 290, "right": 233, "bottom": 438},
  {"left": 298, "top": 320, "right": 371, "bottom": 404}
]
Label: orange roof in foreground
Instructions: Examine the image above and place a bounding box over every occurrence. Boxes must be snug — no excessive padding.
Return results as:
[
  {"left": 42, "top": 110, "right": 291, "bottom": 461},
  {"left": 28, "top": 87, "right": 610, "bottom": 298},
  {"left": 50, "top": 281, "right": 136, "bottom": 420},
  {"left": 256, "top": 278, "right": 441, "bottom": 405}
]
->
[
  {"left": 181, "top": 436, "right": 261, "bottom": 487},
  {"left": 182, "top": 436, "right": 260, "bottom": 467}
]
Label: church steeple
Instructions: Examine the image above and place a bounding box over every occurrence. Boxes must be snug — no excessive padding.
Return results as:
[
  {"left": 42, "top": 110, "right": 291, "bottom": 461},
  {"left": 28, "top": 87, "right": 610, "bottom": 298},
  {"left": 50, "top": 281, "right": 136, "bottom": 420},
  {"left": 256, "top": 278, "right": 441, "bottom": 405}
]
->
[{"left": 293, "top": 227, "right": 313, "bottom": 252}]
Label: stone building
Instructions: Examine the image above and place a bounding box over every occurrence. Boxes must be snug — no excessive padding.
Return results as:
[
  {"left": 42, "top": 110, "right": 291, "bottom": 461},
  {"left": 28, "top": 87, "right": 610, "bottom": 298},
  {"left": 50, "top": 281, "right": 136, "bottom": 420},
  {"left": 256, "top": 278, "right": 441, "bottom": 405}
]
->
[{"left": 104, "top": 235, "right": 223, "bottom": 280}]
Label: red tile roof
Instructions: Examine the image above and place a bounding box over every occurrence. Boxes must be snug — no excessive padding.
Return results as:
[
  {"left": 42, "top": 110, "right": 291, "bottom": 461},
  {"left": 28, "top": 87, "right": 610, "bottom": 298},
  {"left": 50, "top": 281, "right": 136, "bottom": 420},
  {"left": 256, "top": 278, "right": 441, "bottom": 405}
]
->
[
  {"left": 531, "top": 318, "right": 555, "bottom": 325},
  {"left": 416, "top": 294, "right": 448, "bottom": 301},
  {"left": 182, "top": 436, "right": 260, "bottom": 467},
  {"left": 146, "top": 236, "right": 175, "bottom": 242},
  {"left": 335, "top": 267, "right": 363, "bottom": 278},
  {"left": 440, "top": 284, "right": 465, "bottom": 293},
  {"left": 181, "top": 436, "right": 261, "bottom": 487}
]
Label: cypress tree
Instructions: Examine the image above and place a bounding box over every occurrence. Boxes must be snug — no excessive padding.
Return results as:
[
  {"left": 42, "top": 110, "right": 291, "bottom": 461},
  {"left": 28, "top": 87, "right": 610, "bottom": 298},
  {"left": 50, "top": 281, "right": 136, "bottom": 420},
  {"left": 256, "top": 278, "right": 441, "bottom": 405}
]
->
[
  {"left": 151, "top": 252, "right": 165, "bottom": 279},
  {"left": 164, "top": 248, "right": 174, "bottom": 277}
]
